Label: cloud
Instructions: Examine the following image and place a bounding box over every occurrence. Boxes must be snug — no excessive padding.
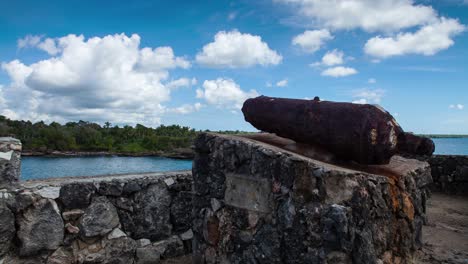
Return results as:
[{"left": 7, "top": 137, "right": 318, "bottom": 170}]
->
[
  {"left": 196, "top": 78, "right": 258, "bottom": 108},
  {"left": 449, "top": 104, "right": 464, "bottom": 110},
  {"left": 277, "top": 0, "right": 438, "bottom": 32},
  {"left": 311, "top": 49, "right": 344, "bottom": 66},
  {"left": 166, "top": 78, "right": 197, "bottom": 90},
  {"left": 364, "top": 17, "right": 465, "bottom": 58},
  {"left": 17, "top": 35, "right": 42, "bottom": 49},
  {"left": 321, "top": 66, "right": 358, "bottom": 77},
  {"left": 276, "top": 79, "right": 288, "bottom": 87},
  {"left": 167, "top": 103, "right": 203, "bottom": 114},
  {"left": 196, "top": 30, "right": 282, "bottom": 68},
  {"left": 17, "top": 35, "right": 60, "bottom": 55},
  {"left": 352, "top": 88, "right": 385, "bottom": 104},
  {"left": 1, "top": 33, "right": 192, "bottom": 126},
  {"left": 292, "top": 29, "right": 333, "bottom": 53},
  {"left": 368, "top": 78, "right": 377, "bottom": 84}
]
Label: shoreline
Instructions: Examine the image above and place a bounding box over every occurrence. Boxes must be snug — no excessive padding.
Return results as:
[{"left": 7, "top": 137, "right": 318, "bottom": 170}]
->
[{"left": 21, "top": 148, "right": 194, "bottom": 160}]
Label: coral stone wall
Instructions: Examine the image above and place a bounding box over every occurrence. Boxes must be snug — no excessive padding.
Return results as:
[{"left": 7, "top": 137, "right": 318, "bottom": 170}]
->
[
  {"left": 0, "top": 171, "right": 193, "bottom": 264},
  {"left": 428, "top": 155, "right": 468, "bottom": 195},
  {"left": 0, "top": 137, "right": 22, "bottom": 189},
  {"left": 192, "top": 133, "right": 432, "bottom": 264}
]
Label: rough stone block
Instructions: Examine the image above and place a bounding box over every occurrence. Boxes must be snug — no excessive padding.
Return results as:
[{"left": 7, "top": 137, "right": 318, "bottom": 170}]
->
[{"left": 17, "top": 198, "right": 64, "bottom": 256}]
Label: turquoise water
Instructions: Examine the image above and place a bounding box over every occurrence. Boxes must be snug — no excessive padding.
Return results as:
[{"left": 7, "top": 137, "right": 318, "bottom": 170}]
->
[
  {"left": 432, "top": 137, "right": 468, "bottom": 155},
  {"left": 21, "top": 156, "right": 193, "bottom": 180}
]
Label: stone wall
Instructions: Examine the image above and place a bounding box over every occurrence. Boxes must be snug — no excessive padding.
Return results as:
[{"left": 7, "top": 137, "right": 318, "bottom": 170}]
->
[
  {"left": 428, "top": 155, "right": 468, "bottom": 195},
  {"left": 192, "top": 133, "right": 433, "bottom": 264},
  {"left": 0, "top": 137, "right": 22, "bottom": 189},
  {"left": 0, "top": 171, "right": 193, "bottom": 264}
]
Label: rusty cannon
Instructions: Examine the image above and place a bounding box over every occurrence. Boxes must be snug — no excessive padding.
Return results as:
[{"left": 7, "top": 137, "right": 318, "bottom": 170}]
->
[{"left": 242, "top": 96, "right": 434, "bottom": 165}]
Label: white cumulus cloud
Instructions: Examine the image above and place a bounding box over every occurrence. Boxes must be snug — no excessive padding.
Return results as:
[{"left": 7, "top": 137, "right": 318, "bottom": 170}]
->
[
  {"left": 321, "top": 66, "right": 358, "bottom": 77},
  {"left": 1, "top": 33, "right": 192, "bottom": 126},
  {"left": 292, "top": 29, "right": 333, "bottom": 53},
  {"left": 364, "top": 17, "right": 465, "bottom": 58},
  {"left": 311, "top": 49, "right": 344, "bottom": 66},
  {"left": 196, "top": 30, "right": 282, "bottom": 68},
  {"left": 196, "top": 78, "right": 258, "bottom": 109},
  {"left": 167, "top": 103, "right": 203, "bottom": 114},
  {"left": 352, "top": 88, "right": 385, "bottom": 104},
  {"left": 277, "top": 0, "right": 438, "bottom": 32}
]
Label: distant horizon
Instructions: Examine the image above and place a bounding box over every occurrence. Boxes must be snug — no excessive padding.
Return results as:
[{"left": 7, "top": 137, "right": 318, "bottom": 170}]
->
[
  {"left": 2, "top": 114, "right": 468, "bottom": 137},
  {"left": 0, "top": 0, "right": 467, "bottom": 134}
]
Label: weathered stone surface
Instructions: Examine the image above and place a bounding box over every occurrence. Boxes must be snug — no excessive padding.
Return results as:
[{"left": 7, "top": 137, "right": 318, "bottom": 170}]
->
[
  {"left": 78, "top": 196, "right": 119, "bottom": 238},
  {"left": 0, "top": 202, "right": 15, "bottom": 257},
  {"left": 152, "top": 236, "right": 185, "bottom": 259},
  {"left": 46, "top": 247, "right": 73, "bottom": 264},
  {"left": 108, "top": 228, "right": 127, "bottom": 240},
  {"left": 119, "top": 183, "right": 172, "bottom": 240},
  {"left": 59, "top": 183, "right": 96, "bottom": 209},
  {"left": 136, "top": 247, "right": 162, "bottom": 264},
  {"left": 193, "top": 132, "right": 432, "bottom": 264},
  {"left": 17, "top": 199, "right": 64, "bottom": 256},
  {"left": 428, "top": 155, "right": 468, "bottom": 195},
  {"left": 62, "top": 209, "right": 84, "bottom": 222},
  {"left": 4, "top": 171, "right": 192, "bottom": 263},
  {"left": 98, "top": 181, "right": 123, "bottom": 196},
  {"left": 170, "top": 191, "right": 192, "bottom": 232},
  {"left": 0, "top": 137, "right": 21, "bottom": 188},
  {"left": 33, "top": 187, "right": 61, "bottom": 200}
]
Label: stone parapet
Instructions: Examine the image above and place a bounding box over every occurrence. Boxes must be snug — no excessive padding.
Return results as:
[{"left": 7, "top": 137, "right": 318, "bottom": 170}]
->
[
  {"left": 192, "top": 133, "right": 432, "bottom": 264},
  {"left": 0, "top": 137, "right": 22, "bottom": 188},
  {"left": 0, "top": 171, "right": 193, "bottom": 264},
  {"left": 428, "top": 155, "right": 468, "bottom": 195}
]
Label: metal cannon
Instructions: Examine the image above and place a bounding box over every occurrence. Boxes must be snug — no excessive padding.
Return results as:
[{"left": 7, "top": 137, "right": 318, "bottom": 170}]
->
[{"left": 242, "top": 96, "right": 434, "bottom": 165}]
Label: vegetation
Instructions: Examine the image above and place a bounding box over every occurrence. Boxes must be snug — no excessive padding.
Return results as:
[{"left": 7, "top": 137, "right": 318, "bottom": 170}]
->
[
  {"left": 419, "top": 134, "right": 468, "bottom": 138},
  {"left": 0, "top": 115, "right": 198, "bottom": 154}
]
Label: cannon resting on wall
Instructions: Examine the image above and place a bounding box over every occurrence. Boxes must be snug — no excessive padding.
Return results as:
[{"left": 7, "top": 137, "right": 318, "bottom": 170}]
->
[{"left": 242, "top": 96, "right": 434, "bottom": 165}]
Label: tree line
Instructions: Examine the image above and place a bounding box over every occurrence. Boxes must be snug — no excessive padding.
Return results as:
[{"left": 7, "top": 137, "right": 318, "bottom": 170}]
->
[{"left": 0, "top": 116, "right": 199, "bottom": 153}]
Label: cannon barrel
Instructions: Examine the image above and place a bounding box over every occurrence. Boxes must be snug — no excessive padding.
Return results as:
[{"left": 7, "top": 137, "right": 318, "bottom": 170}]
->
[{"left": 242, "top": 96, "right": 434, "bottom": 165}]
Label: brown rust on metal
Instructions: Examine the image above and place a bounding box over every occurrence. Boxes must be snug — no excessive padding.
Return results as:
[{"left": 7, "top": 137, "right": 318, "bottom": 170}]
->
[{"left": 242, "top": 96, "right": 434, "bottom": 165}]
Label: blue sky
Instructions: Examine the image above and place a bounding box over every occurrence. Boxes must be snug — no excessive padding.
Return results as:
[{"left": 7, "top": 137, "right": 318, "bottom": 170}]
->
[{"left": 0, "top": 0, "right": 467, "bottom": 133}]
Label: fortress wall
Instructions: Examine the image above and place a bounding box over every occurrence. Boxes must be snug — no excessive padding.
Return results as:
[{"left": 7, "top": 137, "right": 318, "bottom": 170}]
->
[{"left": 0, "top": 170, "right": 193, "bottom": 264}]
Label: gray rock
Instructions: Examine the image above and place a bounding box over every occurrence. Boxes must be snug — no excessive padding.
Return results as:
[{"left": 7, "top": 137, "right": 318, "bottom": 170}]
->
[
  {"left": 59, "top": 183, "right": 96, "bottom": 209},
  {"left": 102, "top": 237, "right": 137, "bottom": 264},
  {"left": 137, "top": 239, "right": 152, "bottom": 247},
  {"left": 179, "top": 229, "right": 193, "bottom": 241},
  {"left": 98, "top": 181, "right": 123, "bottom": 196},
  {"left": 0, "top": 203, "right": 15, "bottom": 257},
  {"left": 79, "top": 196, "right": 119, "bottom": 238},
  {"left": 17, "top": 199, "right": 64, "bottom": 256},
  {"left": 33, "top": 187, "right": 61, "bottom": 200},
  {"left": 108, "top": 228, "right": 127, "bottom": 240},
  {"left": 120, "top": 183, "right": 172, "bottom": 240},
  {"left": 152, "top": 236, "right": 185, "bottom": 259},
  {"left": 136, "top": 247, "right": 161, "bottom": 264}
]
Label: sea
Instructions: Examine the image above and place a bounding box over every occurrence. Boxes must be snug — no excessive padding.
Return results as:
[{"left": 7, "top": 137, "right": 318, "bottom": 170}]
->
[
  {"left": 20, "top": 138, "right": 468, "bottom": 180},
  {"left": 21, "top": 156, "right": 193, "bottom": 180}
]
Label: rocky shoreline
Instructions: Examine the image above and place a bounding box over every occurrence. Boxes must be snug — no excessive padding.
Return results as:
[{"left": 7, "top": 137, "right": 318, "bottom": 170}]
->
[{"left": 21, "top": 148, "right": 195, "bottom": 160}]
